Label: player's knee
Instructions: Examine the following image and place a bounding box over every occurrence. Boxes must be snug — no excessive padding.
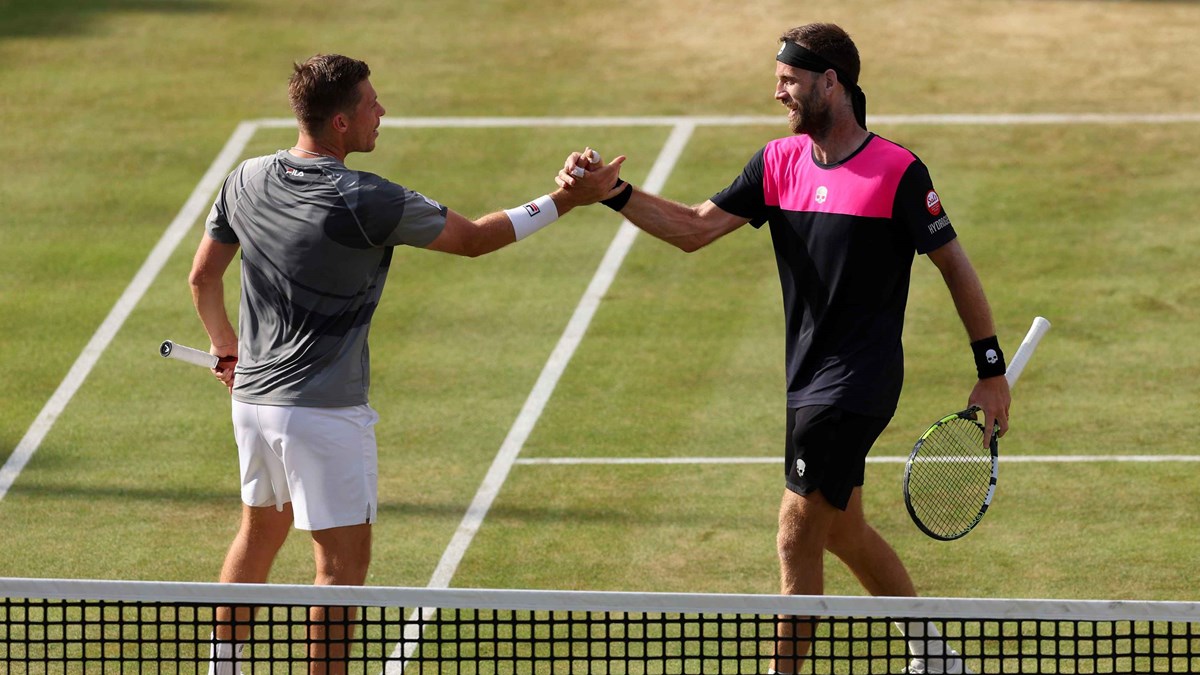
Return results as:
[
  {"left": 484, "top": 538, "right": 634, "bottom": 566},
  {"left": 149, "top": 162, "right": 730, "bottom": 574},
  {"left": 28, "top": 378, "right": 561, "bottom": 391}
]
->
[
  {"left": 777, "top": 526, "right": 825, "bottom": 566},
  {"left": 312, "top": 526, "right": 372, "bottom": 585},
  {"left": 824, "top": 527, "right": 858, "bottom": 559},
  {"left": 825, "top": 518, "right": 880, "bottom": 561}
]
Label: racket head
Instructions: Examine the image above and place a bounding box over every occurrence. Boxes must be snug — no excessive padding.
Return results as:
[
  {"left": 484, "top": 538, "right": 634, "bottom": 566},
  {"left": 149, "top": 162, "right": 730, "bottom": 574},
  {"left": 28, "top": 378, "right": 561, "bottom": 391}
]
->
[{"left": 903, "top": 407, "right": 999, "bottom": 541}]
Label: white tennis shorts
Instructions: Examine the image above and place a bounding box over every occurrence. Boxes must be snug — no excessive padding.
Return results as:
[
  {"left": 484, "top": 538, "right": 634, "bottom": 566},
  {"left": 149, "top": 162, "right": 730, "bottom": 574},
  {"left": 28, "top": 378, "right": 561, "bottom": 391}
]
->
[{"left": 231, "top": 401, "right": 379, "bottom": 531}]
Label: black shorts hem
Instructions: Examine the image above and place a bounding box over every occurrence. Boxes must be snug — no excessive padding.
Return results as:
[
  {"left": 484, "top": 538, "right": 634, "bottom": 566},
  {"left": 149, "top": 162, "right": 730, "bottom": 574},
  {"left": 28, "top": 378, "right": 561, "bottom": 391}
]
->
[
  {"left": 784, "top": 480, "right": 854, "bottom": 511},
  {"left": 783, "top": 404, "right": 890, "bottom": 512}
]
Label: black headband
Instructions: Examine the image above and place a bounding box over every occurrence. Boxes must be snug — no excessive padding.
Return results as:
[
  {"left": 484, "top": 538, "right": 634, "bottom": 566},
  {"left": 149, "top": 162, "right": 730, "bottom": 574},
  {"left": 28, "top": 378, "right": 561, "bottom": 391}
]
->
[{"left": 776, "top": 41, "right": 867, "bottom": 128}]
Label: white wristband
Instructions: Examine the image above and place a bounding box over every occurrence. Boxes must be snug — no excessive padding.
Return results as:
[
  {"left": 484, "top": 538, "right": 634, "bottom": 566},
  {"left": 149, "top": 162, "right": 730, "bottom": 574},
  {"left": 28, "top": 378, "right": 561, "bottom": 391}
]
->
[{"left": 505, "top": 195, "right": 558, "bottom": 241}]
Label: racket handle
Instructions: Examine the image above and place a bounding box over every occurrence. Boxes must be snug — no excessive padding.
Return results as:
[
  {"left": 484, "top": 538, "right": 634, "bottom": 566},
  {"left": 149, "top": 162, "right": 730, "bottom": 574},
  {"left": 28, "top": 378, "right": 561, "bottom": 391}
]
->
[
  {"left": 1005, "top": 316, "right": 1051, "bottom": 387},
  {"left": 160, "top": 340, "right": 220, "bottom": 369}
]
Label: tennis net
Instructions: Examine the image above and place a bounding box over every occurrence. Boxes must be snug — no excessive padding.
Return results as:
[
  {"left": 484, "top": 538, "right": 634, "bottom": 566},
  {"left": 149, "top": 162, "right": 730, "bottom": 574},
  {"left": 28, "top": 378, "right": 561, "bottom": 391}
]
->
[{"left": 2, "top": 577, "right": 1199, "bottom": 673}]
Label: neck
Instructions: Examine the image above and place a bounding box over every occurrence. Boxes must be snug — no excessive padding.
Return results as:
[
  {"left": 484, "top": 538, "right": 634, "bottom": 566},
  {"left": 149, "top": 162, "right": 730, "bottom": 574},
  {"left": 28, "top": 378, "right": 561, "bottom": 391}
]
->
[
  {"left": 289, "top": 134, "right": 345, "bottom": 162},
  {"left": 808, "top": 117, "right": 869, "bottom": 165}
]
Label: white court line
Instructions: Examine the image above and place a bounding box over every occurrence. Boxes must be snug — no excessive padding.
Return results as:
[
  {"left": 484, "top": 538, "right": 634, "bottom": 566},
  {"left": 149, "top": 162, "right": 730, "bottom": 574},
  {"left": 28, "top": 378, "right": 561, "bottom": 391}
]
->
[
  {"left": 253, "top": 112, "right": 1200, "bottom": 129},
  {"left": 0, "top": 121, "right": 259, "bottom": 502},
  {"left": 420, "top": 121, "right": 688, "bottom": 587},
  {"left": 515, "top": 455, "right": 1200, "bottom": 465},
  {"left": 386, "top": 121, "right": 698, "bottom": 673}
]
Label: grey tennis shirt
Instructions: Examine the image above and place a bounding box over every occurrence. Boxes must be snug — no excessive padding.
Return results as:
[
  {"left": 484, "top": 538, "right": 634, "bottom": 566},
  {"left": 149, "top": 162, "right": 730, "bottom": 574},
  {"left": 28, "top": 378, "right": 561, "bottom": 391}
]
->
[{"left": 205, "top": 150, "right": 447, "bottom": 407}]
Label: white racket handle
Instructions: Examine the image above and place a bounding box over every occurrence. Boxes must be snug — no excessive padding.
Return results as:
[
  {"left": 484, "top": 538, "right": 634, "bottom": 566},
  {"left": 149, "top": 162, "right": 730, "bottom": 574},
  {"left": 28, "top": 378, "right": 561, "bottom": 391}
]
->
[
  {"left": 1005, "top": 316, "right": 1051, "bottom": 387},
  {"left": 159, "top": 340, "right": 219, "bottom": 369}
]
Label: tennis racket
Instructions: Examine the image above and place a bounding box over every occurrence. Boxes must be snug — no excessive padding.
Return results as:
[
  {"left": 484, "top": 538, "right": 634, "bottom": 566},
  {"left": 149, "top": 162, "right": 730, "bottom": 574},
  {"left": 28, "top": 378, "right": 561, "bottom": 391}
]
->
[
  {"left": 159, "top": 340, "right": 236, "bottom": 369},
  {"left": 903, "top": 316, "right": 1051, "bottom": 541}
]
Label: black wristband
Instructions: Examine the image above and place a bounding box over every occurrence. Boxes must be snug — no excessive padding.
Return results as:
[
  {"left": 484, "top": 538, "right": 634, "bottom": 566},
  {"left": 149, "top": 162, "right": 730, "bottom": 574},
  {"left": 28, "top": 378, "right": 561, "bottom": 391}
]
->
[
  {"left": 601, "top": 181, "right": 634, "bottom": 211},
  {"left": 971, "top": 335, "right": 1006, "bottom": 379}
]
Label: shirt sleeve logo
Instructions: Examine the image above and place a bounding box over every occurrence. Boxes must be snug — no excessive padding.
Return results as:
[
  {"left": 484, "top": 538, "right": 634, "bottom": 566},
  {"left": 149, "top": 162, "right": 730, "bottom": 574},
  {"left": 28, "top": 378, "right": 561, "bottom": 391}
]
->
[{"left": 925, "top": 190, "right": 942, "bottom": 216}]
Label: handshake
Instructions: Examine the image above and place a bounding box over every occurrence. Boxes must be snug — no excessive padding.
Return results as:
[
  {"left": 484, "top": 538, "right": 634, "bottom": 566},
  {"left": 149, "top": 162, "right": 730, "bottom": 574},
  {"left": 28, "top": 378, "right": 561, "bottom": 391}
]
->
[
  {"left": 568, "top": 149, "right": 604, "bottom": 178},
  {"left": 553, "top": 147, "right": 633, "bottom": 212}
]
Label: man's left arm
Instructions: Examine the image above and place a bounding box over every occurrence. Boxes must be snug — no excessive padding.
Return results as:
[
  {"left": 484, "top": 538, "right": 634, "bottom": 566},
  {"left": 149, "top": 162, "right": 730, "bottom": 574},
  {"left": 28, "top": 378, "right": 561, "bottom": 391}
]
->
[{"left": 927, "top": 239, "right": 1012, "bottom": 438}]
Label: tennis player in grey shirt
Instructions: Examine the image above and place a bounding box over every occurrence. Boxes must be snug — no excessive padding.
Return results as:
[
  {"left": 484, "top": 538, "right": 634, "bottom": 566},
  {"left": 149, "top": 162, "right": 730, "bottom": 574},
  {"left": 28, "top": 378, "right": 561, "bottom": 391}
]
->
[{"left": 188, "top": 53, "right": 622, "bottom": 674}]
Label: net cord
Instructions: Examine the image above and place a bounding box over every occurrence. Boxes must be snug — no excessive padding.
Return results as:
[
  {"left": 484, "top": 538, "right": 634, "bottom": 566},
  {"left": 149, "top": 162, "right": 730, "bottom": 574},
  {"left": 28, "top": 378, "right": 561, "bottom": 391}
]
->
[{"left": 2, "top": 577, "right": 1199, "bottom": 623}]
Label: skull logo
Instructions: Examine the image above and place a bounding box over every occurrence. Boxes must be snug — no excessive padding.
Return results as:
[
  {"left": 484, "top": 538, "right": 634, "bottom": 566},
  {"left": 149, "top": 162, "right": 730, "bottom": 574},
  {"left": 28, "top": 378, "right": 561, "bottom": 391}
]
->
[{"left": 815, "top": 186, "right": 828, "bottom": 204}]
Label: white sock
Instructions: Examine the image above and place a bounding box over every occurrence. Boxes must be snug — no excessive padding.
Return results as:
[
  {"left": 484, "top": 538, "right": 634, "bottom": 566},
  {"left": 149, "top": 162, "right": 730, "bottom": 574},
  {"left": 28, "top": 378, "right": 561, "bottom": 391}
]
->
[
  {"left": 893, "top": 620, "right": 946, "bottom": 658},
  {"left": 207, "top": 638, "right": 245, "bottom": 675}
]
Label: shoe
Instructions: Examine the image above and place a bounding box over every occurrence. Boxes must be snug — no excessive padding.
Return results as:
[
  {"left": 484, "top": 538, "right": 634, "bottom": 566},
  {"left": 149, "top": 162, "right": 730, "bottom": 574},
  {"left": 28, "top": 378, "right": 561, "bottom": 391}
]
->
[{"left": 899, "top": 651, "right": 973, "bottom": 674}]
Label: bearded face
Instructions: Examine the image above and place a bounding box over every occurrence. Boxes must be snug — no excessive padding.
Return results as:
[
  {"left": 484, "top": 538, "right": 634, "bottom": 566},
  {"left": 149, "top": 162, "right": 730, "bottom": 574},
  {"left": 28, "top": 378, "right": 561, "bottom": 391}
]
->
[
  {"left": 776, "top": 64, "right": 834, "bottom": 139},
  {"left": 787, "top": 80, "right": 833, "bottom": 137}
]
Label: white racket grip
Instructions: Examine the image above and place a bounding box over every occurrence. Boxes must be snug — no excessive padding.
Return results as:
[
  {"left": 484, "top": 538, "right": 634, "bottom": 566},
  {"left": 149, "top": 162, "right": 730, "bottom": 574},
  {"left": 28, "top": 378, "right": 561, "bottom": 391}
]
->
[
  {"left": 1005, "top": 316, "right": 1051, "bottom": 387},
  {"left": 159, "top": 340, "right": 219, "bottom": 369}
]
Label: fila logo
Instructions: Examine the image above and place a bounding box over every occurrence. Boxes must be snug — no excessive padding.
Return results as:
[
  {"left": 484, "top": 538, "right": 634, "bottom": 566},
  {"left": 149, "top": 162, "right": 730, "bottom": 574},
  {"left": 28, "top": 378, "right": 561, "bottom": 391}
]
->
[
  {"left": 523, "top": 202, "right": 541, "bottom": 217},
  {"left": 285, "top": 167, "right": 305, "bottom": 177},
  {"left": 814, "top": 186, "right": 828, "bottom": 204},
  {"left": 925, "top": 189, "right": 942, "bottom": 216}
]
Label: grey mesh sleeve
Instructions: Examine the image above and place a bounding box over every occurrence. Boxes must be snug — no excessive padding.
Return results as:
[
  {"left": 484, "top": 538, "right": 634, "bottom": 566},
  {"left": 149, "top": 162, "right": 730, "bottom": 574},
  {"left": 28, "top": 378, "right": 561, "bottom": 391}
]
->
[
  {"left": 204, "top": 176, "right": 239, "bottom": 244},
  {"left": 388, "top": 188, "right": 448, "bottom": 248}
]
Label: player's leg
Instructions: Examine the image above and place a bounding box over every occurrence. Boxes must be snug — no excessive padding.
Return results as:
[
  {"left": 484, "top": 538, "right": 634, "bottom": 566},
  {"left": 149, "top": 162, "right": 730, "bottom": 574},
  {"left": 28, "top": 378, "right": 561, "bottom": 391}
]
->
[
  {"left": 825, "top": 488, "right": 916, "bottom": 597},
  {"left": 308, "top": 523, "right": 372, "bottom": 675},
  {"left": 277, "top": 403, "right": 380, "bottom": 675},
  {"left": 772, "top": 487, "right": 839, "bottom": 674},
  {"left": 209, "top": 404, "right": 299, "bottom": 674},
  {"left": 226, "top": 400, "right": 299, "bottom": 586},
  {"left": 825, "top": 482, "right": 970, "bottom": 672},
  {"left": 210, "top": 504, "right": 294, "bottom": 672},
  {"left": 771, "top": 405, "right": 857, "bottom": 674}
]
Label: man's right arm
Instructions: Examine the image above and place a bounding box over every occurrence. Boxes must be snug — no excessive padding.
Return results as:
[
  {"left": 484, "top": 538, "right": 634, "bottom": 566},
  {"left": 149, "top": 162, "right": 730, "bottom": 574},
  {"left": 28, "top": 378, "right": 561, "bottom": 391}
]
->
[
  {"left": 556, "top": 151, "right": 750, "bottom": 252},
  {"left": 423, "top": 149, "right": 626, "bottom": 258},
  {"left": 611, "top": 191, "right": 749, "bottom": 253},
  {"left": 188, "top": 235, "right": 240, "bottom": 390}
]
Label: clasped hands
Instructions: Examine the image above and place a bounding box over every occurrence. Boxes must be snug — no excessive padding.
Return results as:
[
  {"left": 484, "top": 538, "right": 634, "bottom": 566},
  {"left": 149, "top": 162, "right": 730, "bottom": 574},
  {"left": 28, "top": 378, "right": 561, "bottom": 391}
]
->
[{"left": 552, "top": 147, "right": 628, "bottom": 208}]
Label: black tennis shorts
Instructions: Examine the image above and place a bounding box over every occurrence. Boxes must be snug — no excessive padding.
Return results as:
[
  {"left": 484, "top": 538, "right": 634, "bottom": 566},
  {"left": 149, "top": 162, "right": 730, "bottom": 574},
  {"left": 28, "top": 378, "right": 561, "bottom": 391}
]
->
[{"left": 784, "top": 405, "right": 891, "bottom": 510}]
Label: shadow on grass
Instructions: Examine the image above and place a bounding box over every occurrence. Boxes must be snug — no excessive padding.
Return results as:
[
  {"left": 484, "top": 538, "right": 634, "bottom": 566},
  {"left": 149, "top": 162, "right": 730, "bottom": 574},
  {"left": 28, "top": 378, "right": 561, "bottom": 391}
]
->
[
  {"left": 0, "top": 0, "right": 227, "bottom": 40},
  {"left": 1, "top": 481, "right": 754, "bottom": 527},
  {"left": 2, "top": 482, "right": 627, "bottom": 520},
  {"left": 2, "top": 481, "right": 233, "bottom": 505}
]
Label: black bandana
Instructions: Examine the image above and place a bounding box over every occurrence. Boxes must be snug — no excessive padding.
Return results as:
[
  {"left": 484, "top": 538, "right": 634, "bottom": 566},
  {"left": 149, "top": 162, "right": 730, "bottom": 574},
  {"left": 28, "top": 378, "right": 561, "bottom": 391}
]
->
[{"left": 776, "top": 41, "right": 867, "bottom": 129}]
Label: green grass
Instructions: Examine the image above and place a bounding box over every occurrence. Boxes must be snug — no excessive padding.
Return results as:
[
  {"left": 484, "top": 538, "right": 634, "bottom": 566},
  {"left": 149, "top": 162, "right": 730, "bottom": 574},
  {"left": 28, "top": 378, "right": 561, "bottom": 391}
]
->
[{"left": 2, "top": 0, "right": 1200, "bottom": 619}]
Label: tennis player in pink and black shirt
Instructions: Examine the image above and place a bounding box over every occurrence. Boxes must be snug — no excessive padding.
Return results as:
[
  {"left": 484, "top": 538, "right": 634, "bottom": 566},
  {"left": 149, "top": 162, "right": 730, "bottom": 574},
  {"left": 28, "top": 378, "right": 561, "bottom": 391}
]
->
[{"left": 558, "top": 22, "right": 1009, "bottom": 675}]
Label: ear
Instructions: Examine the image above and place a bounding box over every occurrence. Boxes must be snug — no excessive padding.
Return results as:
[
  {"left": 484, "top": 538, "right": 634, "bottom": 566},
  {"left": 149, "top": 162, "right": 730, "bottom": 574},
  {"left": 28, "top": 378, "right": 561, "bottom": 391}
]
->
[
  {"left": 331, "top": 111, "right": 351, "bottom": 134},
  {"left": 822, "top": 69, "right": 839, "bottom": 94}
]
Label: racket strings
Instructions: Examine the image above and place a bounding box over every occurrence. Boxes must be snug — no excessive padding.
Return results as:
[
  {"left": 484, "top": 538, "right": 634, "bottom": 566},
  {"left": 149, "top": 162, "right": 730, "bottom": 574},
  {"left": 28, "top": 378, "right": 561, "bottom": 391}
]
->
[{"left": 907, "top": 417, "right": 995, "bottom": 538}]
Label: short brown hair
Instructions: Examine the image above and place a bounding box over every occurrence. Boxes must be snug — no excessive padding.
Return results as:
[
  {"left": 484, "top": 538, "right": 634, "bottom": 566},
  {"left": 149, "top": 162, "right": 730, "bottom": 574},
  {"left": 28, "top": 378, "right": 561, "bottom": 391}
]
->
[
  {"left": 288, "top": 54, "right": 372, "bottom": 134},
  {"left": 780, "top": 23, "right": 861, "bottom": 85}
]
